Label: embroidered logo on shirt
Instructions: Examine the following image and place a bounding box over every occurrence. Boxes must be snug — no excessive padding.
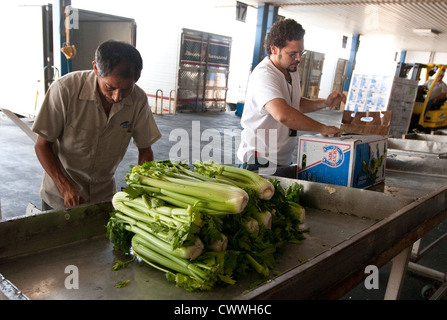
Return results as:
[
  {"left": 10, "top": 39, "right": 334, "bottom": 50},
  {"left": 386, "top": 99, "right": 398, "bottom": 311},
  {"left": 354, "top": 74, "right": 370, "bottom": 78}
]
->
[{"left": 120, "top": 121, "right": 130, "bottom": 129}]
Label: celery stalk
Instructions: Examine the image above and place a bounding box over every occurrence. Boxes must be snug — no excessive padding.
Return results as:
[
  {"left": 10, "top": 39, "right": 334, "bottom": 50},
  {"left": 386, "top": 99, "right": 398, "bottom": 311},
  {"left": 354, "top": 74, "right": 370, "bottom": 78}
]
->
[
  {"left": 128, "top": 225, "right": 204, "bottom": 260},
  {"left": 129, "top": 173, "right": 248, "bottom": 214},
  {"left": 194, "top": 160, "right": 275, "bottom": 200}
]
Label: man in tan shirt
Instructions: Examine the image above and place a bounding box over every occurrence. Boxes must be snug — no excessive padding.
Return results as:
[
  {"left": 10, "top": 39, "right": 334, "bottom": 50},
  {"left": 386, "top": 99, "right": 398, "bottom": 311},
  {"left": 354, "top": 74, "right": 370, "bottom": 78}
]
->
[{"left": 32, "top": 40, "right": 161, "bottom": 210}]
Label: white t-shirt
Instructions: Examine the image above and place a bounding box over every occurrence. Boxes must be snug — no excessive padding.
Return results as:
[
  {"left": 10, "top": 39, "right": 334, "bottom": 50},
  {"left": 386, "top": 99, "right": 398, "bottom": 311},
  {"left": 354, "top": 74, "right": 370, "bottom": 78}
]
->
[
  {"left": 425, "top": 78, "right": 447, "bottom": 100},
  {"left": 237, "top": 56, "right": 301, "bottom": 166}
]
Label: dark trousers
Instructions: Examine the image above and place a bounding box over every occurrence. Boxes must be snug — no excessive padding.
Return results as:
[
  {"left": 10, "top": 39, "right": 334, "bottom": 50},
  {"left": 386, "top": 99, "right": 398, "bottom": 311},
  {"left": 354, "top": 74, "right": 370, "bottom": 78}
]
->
[
  {"left": 239, "top": 155, "right": 270, "bottom": 172},
  {"left": 426, "top": 98, "right": 446, "bottom": 113}
]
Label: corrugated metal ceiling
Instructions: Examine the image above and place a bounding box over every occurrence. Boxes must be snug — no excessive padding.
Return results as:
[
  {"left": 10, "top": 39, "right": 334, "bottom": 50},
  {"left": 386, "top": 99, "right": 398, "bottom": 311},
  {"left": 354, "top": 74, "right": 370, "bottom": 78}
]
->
[{"left": 242, "top": 0, "right": 447, "bottom": 53}]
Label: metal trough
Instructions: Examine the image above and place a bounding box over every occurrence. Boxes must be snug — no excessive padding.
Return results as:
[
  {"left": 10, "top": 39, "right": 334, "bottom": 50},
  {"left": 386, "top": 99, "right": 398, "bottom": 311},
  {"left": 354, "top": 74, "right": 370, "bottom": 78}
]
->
[
  {"left": 1, "top": 172, "right": 446, "bottom": 300},
  {"left": 388, "top": 133, "right": 447, "bottom": 159}
]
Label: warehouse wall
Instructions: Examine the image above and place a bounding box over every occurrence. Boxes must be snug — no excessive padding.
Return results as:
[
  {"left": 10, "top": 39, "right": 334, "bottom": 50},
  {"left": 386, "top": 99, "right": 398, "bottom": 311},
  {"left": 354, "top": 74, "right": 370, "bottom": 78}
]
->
[
  {"left": 72, "top": 21, "right": 136, "bottom": 71},
  {"left": 72, "top": 0, "right": 352, "bottom": 104},
  {"left": 406, "top": 51, "right": 447, "bottom": 67},
  {"left": 72, "top": 0, "right": 258, "bottom": 109},
  {"left": 2, "top": 1, "right": 446, "bottom": 116},
  {"left": 286, "top": 20, "right": 351, "bottom": 98},
  {"left": 0, "top": 4, "right": 46, "bottom": 117}
]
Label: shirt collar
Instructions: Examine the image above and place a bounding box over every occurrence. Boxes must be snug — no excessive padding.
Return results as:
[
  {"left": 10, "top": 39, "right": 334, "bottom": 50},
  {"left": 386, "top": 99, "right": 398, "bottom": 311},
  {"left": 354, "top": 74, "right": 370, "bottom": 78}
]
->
[{"left": 78, "top": 70, "right": 97, "bottom": 101}]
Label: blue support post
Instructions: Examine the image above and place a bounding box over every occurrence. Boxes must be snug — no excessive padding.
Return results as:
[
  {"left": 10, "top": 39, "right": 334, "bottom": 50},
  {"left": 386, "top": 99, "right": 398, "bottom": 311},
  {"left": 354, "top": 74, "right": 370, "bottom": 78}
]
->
[
  {"left": 343, "top": 34, "right": 360, "bottom": 92},
  {"left": 251, "top": 3, "right": 278, "bottom": 71},
  {"left": 266, "top": 4, "right": 278, "bottom": 35},
  {"left": 399, "top": 50, "right": 407, "bottom": 63}
]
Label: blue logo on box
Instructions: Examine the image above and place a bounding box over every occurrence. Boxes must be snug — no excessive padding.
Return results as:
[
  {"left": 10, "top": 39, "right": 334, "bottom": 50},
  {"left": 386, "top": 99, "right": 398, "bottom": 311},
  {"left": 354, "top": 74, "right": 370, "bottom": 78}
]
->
[{"left": 322, "top": 145, "right": 344, "bottom": 167}]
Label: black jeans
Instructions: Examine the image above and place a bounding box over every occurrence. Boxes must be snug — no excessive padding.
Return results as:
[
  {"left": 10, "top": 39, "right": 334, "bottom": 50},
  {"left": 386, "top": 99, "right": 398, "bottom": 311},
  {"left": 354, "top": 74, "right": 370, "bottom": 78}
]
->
[
  {"left": 239, "top": 155, "right": 270, "bottom": 172},
  {"left": 426, "top": 98, "right": 446, "bottom": 113}
]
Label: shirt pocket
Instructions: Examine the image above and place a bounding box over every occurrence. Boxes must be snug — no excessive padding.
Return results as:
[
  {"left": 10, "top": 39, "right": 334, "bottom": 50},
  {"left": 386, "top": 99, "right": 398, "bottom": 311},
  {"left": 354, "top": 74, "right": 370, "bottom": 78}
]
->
[
  {"left": 100, "top": 126, "right": 132, "bottom": 158},
  {"left": 62, "top": 124, "right": 93, "bottom": 154}
]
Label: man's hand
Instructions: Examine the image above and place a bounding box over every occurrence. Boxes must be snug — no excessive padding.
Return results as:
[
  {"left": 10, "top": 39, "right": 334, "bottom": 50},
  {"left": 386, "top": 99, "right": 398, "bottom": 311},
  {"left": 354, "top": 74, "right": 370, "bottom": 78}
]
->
[
  {"left": 325, "top": 91, "right": 347, "bottom": 109},
  {"left": 35, "top": 136, "right": 84, "bottom": 208},
  {"left": 320, "top": 125, "right": 343, "bottom": 137},
  {"left": 61, "top": 183, "right": 84, "bottom": 208},
  {"left": 138, "top": 146, "right": 154, "bottom": 165}
]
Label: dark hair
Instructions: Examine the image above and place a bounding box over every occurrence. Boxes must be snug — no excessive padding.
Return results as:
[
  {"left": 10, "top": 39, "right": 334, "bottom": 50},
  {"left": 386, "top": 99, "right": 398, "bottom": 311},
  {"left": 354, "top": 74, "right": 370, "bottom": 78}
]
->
[
  {"left": 94, "top": 40, "right": 143, "bottom": 81},
  {"left": 264, "top": 19, "right": 306, "bottom": 55}
]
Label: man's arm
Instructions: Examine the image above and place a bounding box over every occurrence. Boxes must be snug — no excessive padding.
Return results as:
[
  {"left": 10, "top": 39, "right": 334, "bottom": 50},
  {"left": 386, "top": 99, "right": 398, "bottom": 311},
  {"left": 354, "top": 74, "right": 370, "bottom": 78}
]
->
[
  {"left": 299, "top": 91, "right": 346, "bottom": 113},
  {"left": 138, "top": 146, "right": 154, "bottom": 165},
  {"left": 34, "top": 136, "right": 83, "bottom": 207},
  {"left": 432, "top": 83, "right": 447, "bottom": 102},
  {"left": 264, "top": 98, "right": 342, "bottom": 136}
]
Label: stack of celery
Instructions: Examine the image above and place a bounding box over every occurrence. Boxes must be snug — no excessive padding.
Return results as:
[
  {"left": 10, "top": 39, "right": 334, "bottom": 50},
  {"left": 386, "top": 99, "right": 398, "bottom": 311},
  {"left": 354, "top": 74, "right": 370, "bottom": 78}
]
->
[{"left": 106, "top": 160, "right": 307, "bottom": 292}]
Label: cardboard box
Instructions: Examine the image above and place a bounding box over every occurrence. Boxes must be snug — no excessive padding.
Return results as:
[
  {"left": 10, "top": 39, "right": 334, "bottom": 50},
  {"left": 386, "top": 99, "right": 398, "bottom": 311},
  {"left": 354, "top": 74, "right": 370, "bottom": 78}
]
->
[
  {"left": 341, "top": 110, "right": 392, "bottom": 136},
  {"left": 297, "top": 135, "right": 387, "bottom": 188},
  {"left": 345, "top": 73, "right": 418, "bottom": 138}
]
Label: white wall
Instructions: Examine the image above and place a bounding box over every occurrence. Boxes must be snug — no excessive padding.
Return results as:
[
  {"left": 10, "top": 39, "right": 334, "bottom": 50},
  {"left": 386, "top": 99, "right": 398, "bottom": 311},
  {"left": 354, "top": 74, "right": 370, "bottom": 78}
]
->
[
  {"left": 298, "top": 24, "right": 351, "bottom": 98},
  {"left": 72, "top": 0, "right": 258, "bottom": 107},
  {"left": 354, "top": 34, "right": 400, "bottom": 77},
  {"left": 433, "top": 52, "right": 447, "bottom": 64},
  {"left": 405, "top": 51, "right": 432, "bottom": 65},
  {"left": 3, "top": 0, "right": 447, "bottom": 115},
  {"left": 0, "top": 4, "right": 46, "bottom": 117},
  {"left": 406, "top": 51, "right": 447, "bottom": 65}
]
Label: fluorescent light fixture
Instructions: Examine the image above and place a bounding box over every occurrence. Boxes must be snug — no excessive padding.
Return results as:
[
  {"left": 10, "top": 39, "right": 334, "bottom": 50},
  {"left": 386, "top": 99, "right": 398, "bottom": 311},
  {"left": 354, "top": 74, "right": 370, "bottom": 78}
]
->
[{"left": 413, "top": 28, "right": 441, "bottom": 36}]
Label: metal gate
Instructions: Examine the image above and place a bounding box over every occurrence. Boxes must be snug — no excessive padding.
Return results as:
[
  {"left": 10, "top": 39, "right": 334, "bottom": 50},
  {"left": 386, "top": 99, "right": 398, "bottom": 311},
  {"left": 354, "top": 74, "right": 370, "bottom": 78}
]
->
[{"left": 177, "top": 28, "right": 232, "bottom": 112}]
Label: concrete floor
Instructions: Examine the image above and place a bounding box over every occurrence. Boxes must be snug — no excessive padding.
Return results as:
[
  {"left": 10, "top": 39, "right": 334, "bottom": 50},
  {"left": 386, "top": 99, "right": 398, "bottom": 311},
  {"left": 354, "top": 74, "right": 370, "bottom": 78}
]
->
[
  {"left": 0, "top": 109, "right": 253, "bottom": 219},
  {"left": 0, "top": 108, "right": 445, "bottom": 300},
  {"left": 1, "top": 108, "right": 339, "bottom": 219}
]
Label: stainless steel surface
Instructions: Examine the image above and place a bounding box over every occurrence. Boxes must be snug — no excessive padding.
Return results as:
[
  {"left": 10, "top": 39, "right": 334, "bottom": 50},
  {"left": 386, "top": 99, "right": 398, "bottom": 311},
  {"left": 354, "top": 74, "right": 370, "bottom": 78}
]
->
[
  {"left": 1, "top": 107, "right": 446, "bottom": 300},
  {"left": 404, "top": 132, "right": 447, "bottom": 142},
  {"left": 239, "top": 185, "right": 447, "bottom": 300},
  {"left": 251, "top": 147, "right": 447, "bottom": 300},
  {"left": 386, "top": 134, "right": 447, "bottom": 177},
  {"left": 0, "top": 202, "right": 113, "bottom": 261},
  {"left": 1, "top": 171, "right": 445, "bottom": 300},
  {"left": 386, "top": 133, "right": 447, "bottom": 300},
  {"left": 388, "top": 138, "right": 447, "bottom": 159}
]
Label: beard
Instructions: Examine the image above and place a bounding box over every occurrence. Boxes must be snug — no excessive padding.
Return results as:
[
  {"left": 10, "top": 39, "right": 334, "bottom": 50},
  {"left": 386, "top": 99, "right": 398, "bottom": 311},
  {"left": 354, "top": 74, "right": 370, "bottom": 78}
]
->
[
  {"left": 287, "top": 62, "right": 299, "bottom": 73},
  {"left": 278, "top": 53, "right": 300, "bottom": 73}
]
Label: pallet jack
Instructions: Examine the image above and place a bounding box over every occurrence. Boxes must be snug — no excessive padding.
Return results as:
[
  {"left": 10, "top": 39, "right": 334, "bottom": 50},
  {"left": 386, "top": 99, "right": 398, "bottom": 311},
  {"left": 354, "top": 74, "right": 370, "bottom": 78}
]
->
[{"left": 396, "top": 63, "right": 447, "bottom": 132}]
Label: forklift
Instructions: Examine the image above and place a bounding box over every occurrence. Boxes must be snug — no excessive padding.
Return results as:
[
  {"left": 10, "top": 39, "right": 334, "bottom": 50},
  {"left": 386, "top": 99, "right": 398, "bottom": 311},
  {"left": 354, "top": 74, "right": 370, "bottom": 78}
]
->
[{"left": 396, "top": 63, "right": 447, "bottom": 132}]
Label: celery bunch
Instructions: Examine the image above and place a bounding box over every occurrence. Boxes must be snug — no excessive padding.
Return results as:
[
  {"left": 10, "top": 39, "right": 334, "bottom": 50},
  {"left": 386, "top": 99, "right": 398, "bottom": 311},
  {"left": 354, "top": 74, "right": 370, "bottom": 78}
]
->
[{"left": 106, "top": 160, "right": 307, "bottom": 292}]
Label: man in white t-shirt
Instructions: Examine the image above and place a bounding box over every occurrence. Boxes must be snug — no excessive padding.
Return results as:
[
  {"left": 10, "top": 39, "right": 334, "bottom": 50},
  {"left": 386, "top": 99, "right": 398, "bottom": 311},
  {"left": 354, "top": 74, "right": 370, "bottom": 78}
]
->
[{"left": 237, "top": 19, "right": 345, "bottom": 173}]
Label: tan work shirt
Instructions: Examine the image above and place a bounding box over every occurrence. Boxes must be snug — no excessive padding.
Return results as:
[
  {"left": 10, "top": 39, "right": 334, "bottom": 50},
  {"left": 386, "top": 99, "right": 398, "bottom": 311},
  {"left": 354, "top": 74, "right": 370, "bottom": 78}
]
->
[{"left": 32, "top": 70, "right": 161, "bottom": 210}]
